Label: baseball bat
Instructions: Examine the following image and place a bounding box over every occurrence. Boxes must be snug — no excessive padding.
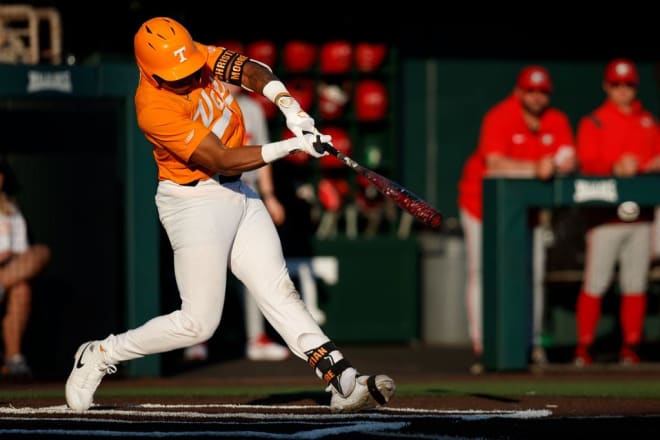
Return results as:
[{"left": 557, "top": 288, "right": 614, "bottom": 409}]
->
[{"left": 315, "top": 139, "right": 442, "bottom": 229}]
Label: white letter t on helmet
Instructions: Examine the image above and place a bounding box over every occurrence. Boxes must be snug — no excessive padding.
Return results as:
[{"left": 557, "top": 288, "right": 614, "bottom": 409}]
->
[{"left": 173, "top": 47, "right": 188, "bottom": 63}]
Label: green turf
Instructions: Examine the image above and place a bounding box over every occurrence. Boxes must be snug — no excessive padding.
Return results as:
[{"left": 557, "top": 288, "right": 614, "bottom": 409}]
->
[{"left": 3, "top": 379, "right": 660, "bottom": 400}]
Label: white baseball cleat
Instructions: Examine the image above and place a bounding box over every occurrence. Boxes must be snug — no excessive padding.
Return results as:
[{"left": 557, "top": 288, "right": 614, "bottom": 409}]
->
[
  {"left": 65, "top": 341, "right": 117, "bottom": 412},
  {"left": 328, "top": 374, "right": 396, "bottom": 413}
]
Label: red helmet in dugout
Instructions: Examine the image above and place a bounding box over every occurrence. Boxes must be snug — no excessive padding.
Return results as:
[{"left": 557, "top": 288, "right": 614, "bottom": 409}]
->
[
  {"left": 283, "top": 40, "right": 317, "bottom": 73},
  {"left": 247, "top": 40, "right": 277, "bottom": 67},
  {"left": 320, "top": 41, "right": 353, "bottom": 74},
  {"left": 134, "top": 17, "right": 208, "bottom": 87},
  {"left": 287, "top": 78, "right": 315, "bottom": 112},
  {"left": 516, "top": 65, "right": 553, "bottom": 92},
  {"left": 604, "top": 58, "right": 639, "bottom": 85},
  {"left": 355, "top": 79, "right": 388, "bottom": 121},
  {"left": 354, "top": 42, "right": 387, "bottom": 72}
]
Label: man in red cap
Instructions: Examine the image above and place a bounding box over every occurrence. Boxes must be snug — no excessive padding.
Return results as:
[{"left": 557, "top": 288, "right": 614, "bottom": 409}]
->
[
  {"left": 457, "top": 65, "right": 577, "bottom": 374},
  {"left": 573, "top": 58, "right": 660, "bottom": 367}
]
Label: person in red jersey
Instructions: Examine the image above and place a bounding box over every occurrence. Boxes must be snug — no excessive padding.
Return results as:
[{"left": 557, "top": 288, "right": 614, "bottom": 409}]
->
[
  {"left": 573, "top": 58, "right": 660, "bottom": 367},
  {"left": 457, "top": 65, "right": 577, "bottom": 373}
]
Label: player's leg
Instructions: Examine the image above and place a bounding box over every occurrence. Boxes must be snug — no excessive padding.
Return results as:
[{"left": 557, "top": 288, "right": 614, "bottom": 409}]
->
[
  {"left": 296, "top": 261, "right": 326, "bottom": 325},
  {"left": 66, "top": 180, "right": 241, "bottom": 411},
  {"left": 575, "top": 224, "right": 623, "bottom": 365},
  {"left": 244, "top": 283, "right": 289, "bottom": 361},
  {"left": 105, "top": 181, "right": 243, "bottom": 360},
  {"left": 0, "top": 244, "right": 50, "bottom": 292},
  {"left": 531, "top": 209, "right": 553, "bottom": 366},
  {"left": 231, "top": 194, "right": 394, "bottom": 411},
  {"left": 618, "top": 223, "right": 652, "bottom": 365},
  {"left": 1, "top": 281, "right": 32, "bottom": 377},
  {"left": 460, "top": 209, "right": 483, "bottom": 373}
]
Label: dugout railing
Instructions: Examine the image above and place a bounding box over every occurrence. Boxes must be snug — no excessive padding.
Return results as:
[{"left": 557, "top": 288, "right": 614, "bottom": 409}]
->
[{"left": 482, "top": 175, "right": 660, "bottom": 371}]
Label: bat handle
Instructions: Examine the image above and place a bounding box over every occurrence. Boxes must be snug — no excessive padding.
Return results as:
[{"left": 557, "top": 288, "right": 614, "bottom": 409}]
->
[
  {"left": 320, "top": 142, "right": 340, "bottom": 157},
  {"left": 306, "top": 132, "right": 340, "bottom": 157}
]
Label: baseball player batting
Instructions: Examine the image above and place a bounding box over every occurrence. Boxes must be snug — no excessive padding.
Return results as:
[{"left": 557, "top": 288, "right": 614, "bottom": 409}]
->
[{"left": 65, "top": 17, "right": 395, "bottom": 413}]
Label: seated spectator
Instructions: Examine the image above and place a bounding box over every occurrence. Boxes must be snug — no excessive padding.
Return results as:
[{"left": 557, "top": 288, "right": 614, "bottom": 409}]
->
[{"left": 0, "top": 157, "right": 50, "bottom": 379}]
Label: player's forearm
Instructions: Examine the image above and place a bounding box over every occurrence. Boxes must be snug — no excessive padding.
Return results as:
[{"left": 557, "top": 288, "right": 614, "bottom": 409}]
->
[
  {"left": 485, "top": 155, "right": 537, "bottom": 177},
  {"left": 190, "top": 132, "right": 303, "bottom": 174},
  {"left": 240, "top": 60, "right": 279, "bottom": 95},
  {"left": 190, "top": 142, "right": 266, "bottom": 175}
]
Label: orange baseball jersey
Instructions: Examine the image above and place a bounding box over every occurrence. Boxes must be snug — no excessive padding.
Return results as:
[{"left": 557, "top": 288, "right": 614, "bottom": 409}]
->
[
  {"left": 135, "top": 44, "right": 247, "bottom": 184},
  {"left": 577, "top": 99, "right": 660, "bottom": 176},
  {"left": 458, "top": 94, "right": 575, "bottom": 219}
]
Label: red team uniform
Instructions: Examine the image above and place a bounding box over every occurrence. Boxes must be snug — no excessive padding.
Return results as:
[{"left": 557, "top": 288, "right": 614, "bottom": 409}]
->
[
  {"left": 458, "top": 67, "right": 575, "bottom": 369},
  {"left": 574, "top": 58, "right": 660, "bottom": 366},
  {"left": 459, "top": 94, "right": 574, "bottom": 220}
]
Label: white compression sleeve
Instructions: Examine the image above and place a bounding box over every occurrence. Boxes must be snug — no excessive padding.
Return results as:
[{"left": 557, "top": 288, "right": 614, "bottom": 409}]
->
[
  {"left": 262, "top": 80, "right": 289, "bottom": 103},
  {"left": 261, "top": 138, "right": 299, "bottom": 163}
]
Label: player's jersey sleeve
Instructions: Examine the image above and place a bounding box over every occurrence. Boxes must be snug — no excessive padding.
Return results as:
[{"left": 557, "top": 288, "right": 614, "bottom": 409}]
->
[
  {"left": 577, "top": 114, "right": 610, "bottom": 175},
  {"left": 554, "top": 112, "right": 576, "bottom": 149},
  {"left": 477, "top": 108, "right": 510, "bottom": 156},
  {"left": 138, "top": 102, "right": 211, "bottom": 164},
  {"left": 478, "top": 97, "right": 515, "bottom": 157}
]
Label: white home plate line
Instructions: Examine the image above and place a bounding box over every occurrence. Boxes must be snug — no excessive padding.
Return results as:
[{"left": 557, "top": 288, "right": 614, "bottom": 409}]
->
[{"left": 0, "top": 404, "right": 552, "bottom": 420}]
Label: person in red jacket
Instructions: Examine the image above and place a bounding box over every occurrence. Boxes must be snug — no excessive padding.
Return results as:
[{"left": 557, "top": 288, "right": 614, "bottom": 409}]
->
[
  {"left": 457, "top": 65, "right": 577, "bottom": 374},
  {"left": 573, "top": 58, "right": 660, "bottom": 367}
]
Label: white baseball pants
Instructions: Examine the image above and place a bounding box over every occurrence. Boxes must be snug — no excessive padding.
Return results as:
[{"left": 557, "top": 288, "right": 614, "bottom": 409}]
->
[{"left": 101, "top": 178, "right": 328, "bottom": 363}]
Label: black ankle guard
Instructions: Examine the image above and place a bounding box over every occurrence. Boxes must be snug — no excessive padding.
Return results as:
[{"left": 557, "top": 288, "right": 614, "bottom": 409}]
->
[{"left": 305, "top": 342, "right": 352, "bottom": 389}]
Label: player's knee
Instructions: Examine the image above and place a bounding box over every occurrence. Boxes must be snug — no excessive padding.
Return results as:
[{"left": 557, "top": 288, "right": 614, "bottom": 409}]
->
[
  {"left": 29, "top": 244, "right": 51, "bottom": 269},
  {"left": 174, "top": 310, "right": 218, "bottom": 344}
]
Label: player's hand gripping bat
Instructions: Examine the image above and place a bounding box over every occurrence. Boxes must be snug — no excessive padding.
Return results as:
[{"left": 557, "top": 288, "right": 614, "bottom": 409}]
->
[{"left": 311, "top": 135, "right": 442, "bottom": 228}]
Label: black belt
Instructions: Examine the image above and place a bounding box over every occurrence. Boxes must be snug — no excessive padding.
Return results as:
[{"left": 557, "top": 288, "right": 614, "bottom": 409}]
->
[{"left": 182, "top": 174, "right": 241, "bottom": 187}]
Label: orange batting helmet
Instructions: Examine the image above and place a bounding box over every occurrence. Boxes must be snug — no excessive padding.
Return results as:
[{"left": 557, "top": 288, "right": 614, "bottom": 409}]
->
[{"left": 134, "top": 17, "right": 207, "bottom": 87}]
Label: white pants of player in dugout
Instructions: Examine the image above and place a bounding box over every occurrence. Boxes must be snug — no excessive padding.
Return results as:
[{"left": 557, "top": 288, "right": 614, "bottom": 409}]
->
[
  {"left": 98, "top": 178, "right": 336, "bottom": 365},
  {"left": 460, "top": 209, "right": 550, "bottom": 367}
]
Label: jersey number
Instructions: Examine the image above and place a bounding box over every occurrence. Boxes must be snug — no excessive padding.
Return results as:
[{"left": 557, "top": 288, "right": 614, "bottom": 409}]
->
[{"left": 193, "top": 79, "right": 229, "bottom": 128}]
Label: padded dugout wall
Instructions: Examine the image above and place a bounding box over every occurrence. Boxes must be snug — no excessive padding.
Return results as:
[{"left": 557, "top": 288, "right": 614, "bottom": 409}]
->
[{"left": 0, "top": 64, "right": 160, "bottom": 378}]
